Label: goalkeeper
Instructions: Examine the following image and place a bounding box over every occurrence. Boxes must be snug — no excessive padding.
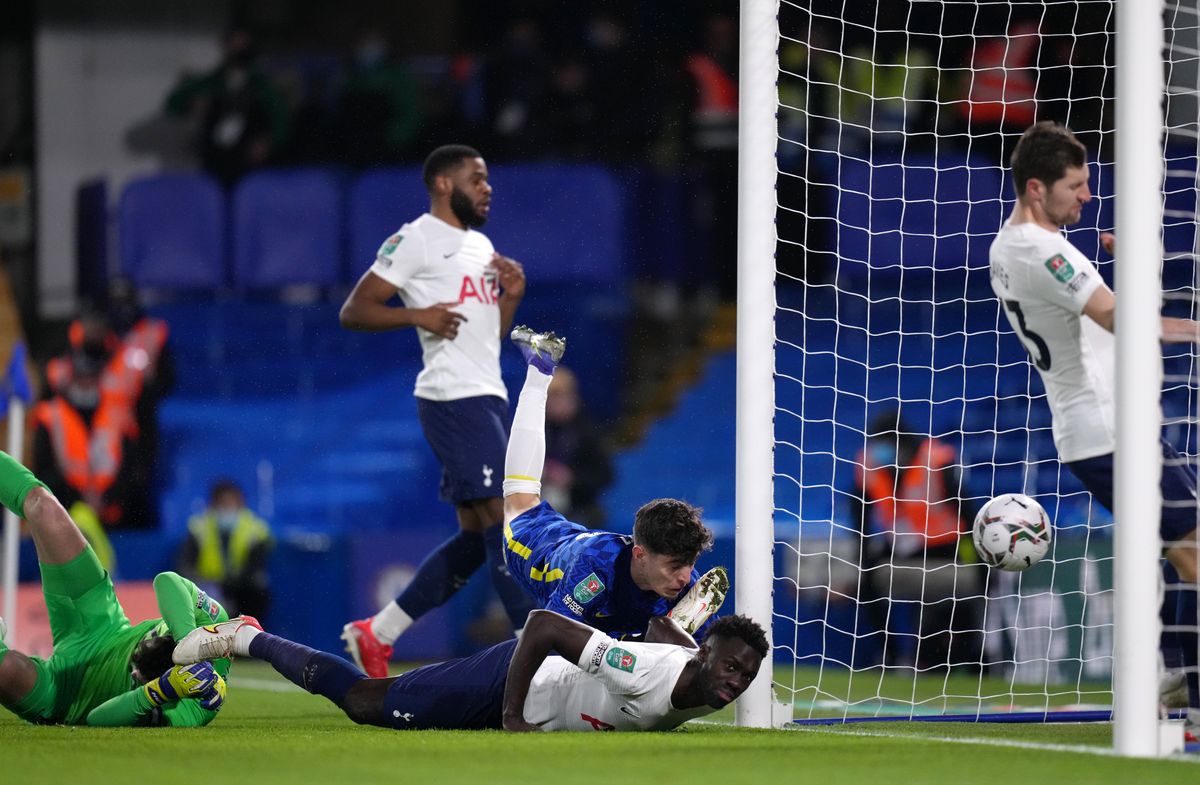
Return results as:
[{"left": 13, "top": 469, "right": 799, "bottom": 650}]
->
[
  {"left": 500, "top": 327, "right": 728, "bottom": 642},
  {"left": 0, "top": 450, "right": 238, "bottom": 726}
]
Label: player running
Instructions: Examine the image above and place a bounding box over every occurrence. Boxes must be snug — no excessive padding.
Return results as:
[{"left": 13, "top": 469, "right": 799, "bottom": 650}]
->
[
  {"left": 0, "top": 450, "right": 242, "bottom": 726},
  {"left": 173, "top": 608, "right": 765, "bottom": 732},
  {"left": 500, "top": 326, "right": 729, "bottom": 640},
  {"left": 338, "top": 144, "right": 535, "bottom": 677},
  {"left": 989, "top": 120, "right": 1200, "bottom": 735}
]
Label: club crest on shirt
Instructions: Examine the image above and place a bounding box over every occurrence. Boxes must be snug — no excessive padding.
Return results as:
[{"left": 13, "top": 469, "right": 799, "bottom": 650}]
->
[
  {"left": 605, "top": 647, "right": 637, "bottom": 673},
  {"left": 1044, "top": 253, "right": 1075, "bottom": 283},
  {"left": 573, "top": 573, "right": 605, "bottom": 603}
]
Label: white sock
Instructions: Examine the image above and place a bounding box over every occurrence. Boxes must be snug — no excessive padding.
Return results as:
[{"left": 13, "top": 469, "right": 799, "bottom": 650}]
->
[
  {"left": 503, "top": 366, "right": 551, "bottom": 497},
  {"left": 234, "top": 624, "right": 261, "bottom": 658},
  {"left": 370, "top": 602, "right": 413, "bottom": 646}
]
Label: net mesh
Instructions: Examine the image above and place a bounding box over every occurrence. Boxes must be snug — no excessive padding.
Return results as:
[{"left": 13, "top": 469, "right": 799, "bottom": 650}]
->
[{"left": 773, "top": 0, "right": 1197, "bottom": 722}]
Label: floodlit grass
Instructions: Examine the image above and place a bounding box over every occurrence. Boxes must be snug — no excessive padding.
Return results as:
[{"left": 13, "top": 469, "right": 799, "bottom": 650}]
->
[{"left": 1, "top": 661, "right": 1192, "bottom": 785}]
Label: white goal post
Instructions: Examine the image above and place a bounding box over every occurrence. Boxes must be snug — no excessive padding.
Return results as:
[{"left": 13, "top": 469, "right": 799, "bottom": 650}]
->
[{"left": 735, "top": 0, "right": 1197, "bottom": 755}]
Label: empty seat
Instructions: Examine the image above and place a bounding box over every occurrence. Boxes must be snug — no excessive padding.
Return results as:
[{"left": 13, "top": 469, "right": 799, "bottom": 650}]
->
[
  {"left": 119, "top": 173, "right": 226, "bottom": 290},
  {"left": 232, "top": 169, "right": 344, "bottom": 289},
  {"left": 345, "top": 166, "right": 425, "bottom": 282}
]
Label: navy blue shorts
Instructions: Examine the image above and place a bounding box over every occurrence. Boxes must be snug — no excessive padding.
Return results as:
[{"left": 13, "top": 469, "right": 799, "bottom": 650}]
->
[
  {"left": 381, "top": 638, "right": 517, "bottom": 730},
  {"left": 1066, "top": 438, "right": 1198, "bottom": 542},
  {"left": 417, "top": 395, "right": 510, "bottom": 504}
]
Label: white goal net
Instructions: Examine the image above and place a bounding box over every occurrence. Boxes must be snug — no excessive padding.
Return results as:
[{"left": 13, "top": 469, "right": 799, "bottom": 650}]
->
[{"left": 769, "top": 0, "right": 1198, "bottom": 728}]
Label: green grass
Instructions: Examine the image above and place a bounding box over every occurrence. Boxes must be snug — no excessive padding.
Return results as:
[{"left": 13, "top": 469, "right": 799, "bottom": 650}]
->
[{"left": 1, "top": 662, "right": 1193, "bottom": 785}]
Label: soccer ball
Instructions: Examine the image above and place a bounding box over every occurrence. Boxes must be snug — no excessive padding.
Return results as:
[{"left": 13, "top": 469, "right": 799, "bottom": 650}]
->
[{"left": 972, "top": 493, "right": 1052, "bottom": 572}]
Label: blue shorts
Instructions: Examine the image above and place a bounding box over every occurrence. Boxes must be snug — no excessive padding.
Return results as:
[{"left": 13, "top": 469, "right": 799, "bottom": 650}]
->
[
  {"left": 1066, "top": 438, "right": 1198, "bottom": 542},
  {"left": 417, "top": 395, "right": 510, "bottom": 504},
  {"left": 381, "top": 638, "right": 516, "bottom": 730}
]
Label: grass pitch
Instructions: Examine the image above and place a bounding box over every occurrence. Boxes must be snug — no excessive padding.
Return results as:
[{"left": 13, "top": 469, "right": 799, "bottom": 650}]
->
[{"left": 2, "top": 662, "right": 1194, "bottom": 785}]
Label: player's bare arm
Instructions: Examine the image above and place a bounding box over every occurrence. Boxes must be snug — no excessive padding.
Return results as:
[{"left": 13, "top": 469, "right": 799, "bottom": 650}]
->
[
  {"left": 1091, "top": 233, "right": 1199, "bottom": 342},
  {"left": 501, "top": 609, "right": 597, "bottom": 731},
  {"left": 340, "top": 270, "right": 467, "bottom": 339},
  {"left": 491, "top": 252, "right": 526, "bottom": 338}
]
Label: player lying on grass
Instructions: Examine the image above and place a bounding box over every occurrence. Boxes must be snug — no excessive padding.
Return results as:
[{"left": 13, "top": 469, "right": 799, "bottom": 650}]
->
[
  {"left": 174, "top": 608, "right": 765, "bottom": 731},
  {"left": 0, "top": 450, "right": 238, "bottom": 726},
  {"left": 500, "top": 326, "right": 729, "bottom": 640}
]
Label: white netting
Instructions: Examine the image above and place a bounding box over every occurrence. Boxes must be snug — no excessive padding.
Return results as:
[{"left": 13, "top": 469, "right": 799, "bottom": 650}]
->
[{"left": 773, "top": 0, "right": 1197, "bottom": 722}]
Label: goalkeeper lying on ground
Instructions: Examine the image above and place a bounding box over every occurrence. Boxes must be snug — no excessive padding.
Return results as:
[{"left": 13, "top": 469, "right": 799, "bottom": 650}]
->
[{"left": 0, "top": 451, "right": 236, "bottom": 726}]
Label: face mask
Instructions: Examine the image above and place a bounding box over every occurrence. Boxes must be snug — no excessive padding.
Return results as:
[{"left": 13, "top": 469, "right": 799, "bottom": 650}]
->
[
  {"left": 215, "top": 511, "right": 239, "bottom": 532},
  {"left": 66, "top": 385, "right": 100, "bottom": 410}
]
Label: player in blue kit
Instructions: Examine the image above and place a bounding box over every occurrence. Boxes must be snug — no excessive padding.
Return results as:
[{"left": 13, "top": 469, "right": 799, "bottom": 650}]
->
[
  {"left": 501, "top": 327, "right": 729, "bottom": 640},
  {"left": 338, "top": 145, "right": 535, "bottom": 677}
]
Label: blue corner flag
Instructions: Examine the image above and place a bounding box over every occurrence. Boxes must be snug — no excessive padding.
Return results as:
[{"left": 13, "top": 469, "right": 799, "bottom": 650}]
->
[{"left": 3, "top": 342, "right": 32, "bottom": 405}]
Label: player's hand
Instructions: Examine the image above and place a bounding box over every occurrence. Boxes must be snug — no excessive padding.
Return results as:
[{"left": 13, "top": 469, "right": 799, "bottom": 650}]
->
[
  {"left": 416, "top": 302, "right": 467, "bottom": 340},
  {"left": 143, "top": 662, "right": 220, "bottom": 706},
  {"left": 502, "top": 712, "right": 541, "bottom": 732},
  {"left": 491, "top": 253, "right": 526, "bottom": 300},
  {"left": 1100, "top": 232, "right": 1115, "bottom": 256},
  {"left": 197, "top": 674, "right": 227, "bottom": 712}
]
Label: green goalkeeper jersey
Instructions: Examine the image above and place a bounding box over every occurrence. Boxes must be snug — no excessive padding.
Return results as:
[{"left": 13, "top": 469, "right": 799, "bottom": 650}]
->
[{"left": 79, "top": 571, "right": 231, "bottom": 726}]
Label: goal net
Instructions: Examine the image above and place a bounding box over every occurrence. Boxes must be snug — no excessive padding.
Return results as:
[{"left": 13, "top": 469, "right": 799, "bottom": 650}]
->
[{"left": 769, "top": 0, "right": 1198, "bottom": 728}]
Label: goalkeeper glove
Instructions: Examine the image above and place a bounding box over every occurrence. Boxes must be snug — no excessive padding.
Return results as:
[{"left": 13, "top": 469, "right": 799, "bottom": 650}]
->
[
  {"left": 668, "top": 566, "right": 729, "bottom": 634},
  {"left": 197, "top": 674, "right": 227, "bottom": 712},
  {"left": 143, "top": 662, "right": 220, "bottom": 706}
]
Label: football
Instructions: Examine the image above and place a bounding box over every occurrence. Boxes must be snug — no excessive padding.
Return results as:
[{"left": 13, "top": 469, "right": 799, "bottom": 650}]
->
[{"left": 972, "top": 492, "right": 1052, "bottom": 571}]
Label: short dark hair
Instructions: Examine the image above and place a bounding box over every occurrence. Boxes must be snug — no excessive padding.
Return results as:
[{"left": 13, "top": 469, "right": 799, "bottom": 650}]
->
[
  {"left": 1010, "top": 121, "right": 1087, "bottom": 196},
  {"left": 632, "top": 498, "right": 713, "bottom": 562},
  {"left": 422, "top": 145, "right": 482, "bottom": 191},
  {"left": 208, "top": 479, "right": 244, "bottom": 505},
  {"left": 130, "top": 633, "right": 177, "bottom": 682},
  {"left": 706, "top": 615, "right": 769, "bottom": 659}
]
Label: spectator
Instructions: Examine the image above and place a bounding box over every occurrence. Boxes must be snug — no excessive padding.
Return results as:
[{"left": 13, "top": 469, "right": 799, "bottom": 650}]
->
[
  {"left": 177, "top": 479, "right": 274, "bottom": 622},
  {"left": 33, "top": 312, "right": 148, "bottom": 533},
  {"left": 484, "top": 19, "right": 553, "bottom": 158},
  {"left": 329, "top": 28, "right": 423, "bottom": 167},
  {"left": 164, "top": 24, "right": 292, "bottom": 186},
  {"left": 541, "top": 366, "right": 614, "bottom": 529},
  {"left": 952, "top": 20, "right": 1040, "bottom": 162},
  {"left": 849, "top": 410, "right": 985, "bottom": 671}
]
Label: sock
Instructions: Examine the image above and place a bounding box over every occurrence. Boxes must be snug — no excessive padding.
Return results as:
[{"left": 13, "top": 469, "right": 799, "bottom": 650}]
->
[
  {"left": 388, "top": 529, "right": 486, "bottom": 637},
  {"left": 248, "top": 632, "right": 365, "bottom": 706},
  {"left": 1177, "top": 588, "right": 1199, "bottom": 710},
  {"left": 484, "top": 524, "right": 535, "bottom": 631},
  {"left": 0, "top": 451, "right": 47, "bottom": 518},
  {"left": 370, "top": 602, "right": 414, "bottom": 646},
  {"left": 1161, "top": 562, "right": 1184, "bottom": 670},
  {"left": 503, "top": 366, "right": 551, "bottom": 497},
  {"left": 233, "top": 624, "right": 262, "bottom": 657}
]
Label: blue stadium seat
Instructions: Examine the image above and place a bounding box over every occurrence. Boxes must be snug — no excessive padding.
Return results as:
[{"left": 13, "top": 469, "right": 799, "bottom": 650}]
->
[
  {"left": 118, "top": 173, "right": 227, "bottom": 290},
  {"left": 345, "top": 166, "right": 425, "bottom": 283},
  {"left": 232, "top": 168, "right": 345, "bottom": 289},
  {"left": 486, "top": 164, "right": 625, "bottom": 284}
]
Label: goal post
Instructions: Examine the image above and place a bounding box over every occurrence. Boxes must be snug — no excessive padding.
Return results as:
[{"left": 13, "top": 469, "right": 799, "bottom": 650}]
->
[
  {"left": 1113, "top": 0, "right": 1166, "bottom": 758},
  {"left": 734, "top": 0, "right": 780, "bottom": 729},
  {"left": 737, "top": 0, "right": 1197, "bottom": 752}
]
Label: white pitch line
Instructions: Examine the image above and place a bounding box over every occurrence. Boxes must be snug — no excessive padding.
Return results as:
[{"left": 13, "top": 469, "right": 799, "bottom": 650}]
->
[
  {"left": 233, "top": 677, "right": 304, "bottom": 693},
  {"left": 786, "top": 724, "right": 1200, "bottom": 764}
]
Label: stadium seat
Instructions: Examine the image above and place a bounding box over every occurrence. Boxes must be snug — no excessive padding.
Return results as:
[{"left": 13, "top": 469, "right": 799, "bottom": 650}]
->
[
  {"left": 232, "top": 168, "right": 345, "bottom": 290},
  {"left": 345, "top": 166, "right": 425, "bottom": 283},
  {"left": 118, "top": 173, "right": 227, "bottom": 290}
]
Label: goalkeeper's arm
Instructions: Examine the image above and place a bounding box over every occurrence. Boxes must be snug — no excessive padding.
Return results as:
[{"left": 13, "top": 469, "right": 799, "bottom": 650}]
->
[
  {"left": 86, "top": 665, "right": 225, "bottom": 727},
  {"left": 503, "top": 366, "right": 552, "bottom": 524}
]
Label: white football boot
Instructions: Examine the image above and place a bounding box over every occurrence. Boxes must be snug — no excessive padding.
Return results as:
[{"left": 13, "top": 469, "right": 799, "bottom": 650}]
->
[
  {"left": 172, "top": 616, "right": 263, "bottom": 664},
  {"left": 668, "top": 566, "right": 730, "bottom": 634}
]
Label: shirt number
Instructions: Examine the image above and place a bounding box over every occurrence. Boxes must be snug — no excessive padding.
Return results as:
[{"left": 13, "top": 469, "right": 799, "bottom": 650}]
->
[{"left": 1004, "top": 299, "right": 1052, "bottom": 371}]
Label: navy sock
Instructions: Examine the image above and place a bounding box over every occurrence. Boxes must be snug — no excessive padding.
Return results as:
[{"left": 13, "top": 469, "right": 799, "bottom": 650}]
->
[
  {"left": 249, "top": 633, "right": 365, "bottom": 706},
  {"left": 395, "top": 529, "right": 486, "bottom": 619},
  {"left": 1161, "top": 562, "right": 1184, "bottom": 670},
  {"left": 484, "top": 524, "right": 536, "bottom": 629},
  {"left": 1177, "top": 588, "right": 1199, "bottom": 709}
]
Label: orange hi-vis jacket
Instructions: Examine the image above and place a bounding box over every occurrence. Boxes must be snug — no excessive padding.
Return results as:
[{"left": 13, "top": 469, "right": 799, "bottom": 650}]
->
[
  {"left": 32, "top": 395, "right": 136, "bottom": 501},
  {"left": 962, "top": 22, "right": 1039, "bottom": 128},
  {"left": 856, "top": 438, "right": 963, "bottom": 547}
]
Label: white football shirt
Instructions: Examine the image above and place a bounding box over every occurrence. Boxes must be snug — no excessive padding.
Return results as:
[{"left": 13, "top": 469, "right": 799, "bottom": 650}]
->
[
  {"left": 523, "top": 631, "right": 713, "bottom": 731},
  {"left": 989, "top": 220, "right": 1114, "bottom": 462},
  {"left": 369, "top": 213, "right": 507, "bottom": 402}
]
